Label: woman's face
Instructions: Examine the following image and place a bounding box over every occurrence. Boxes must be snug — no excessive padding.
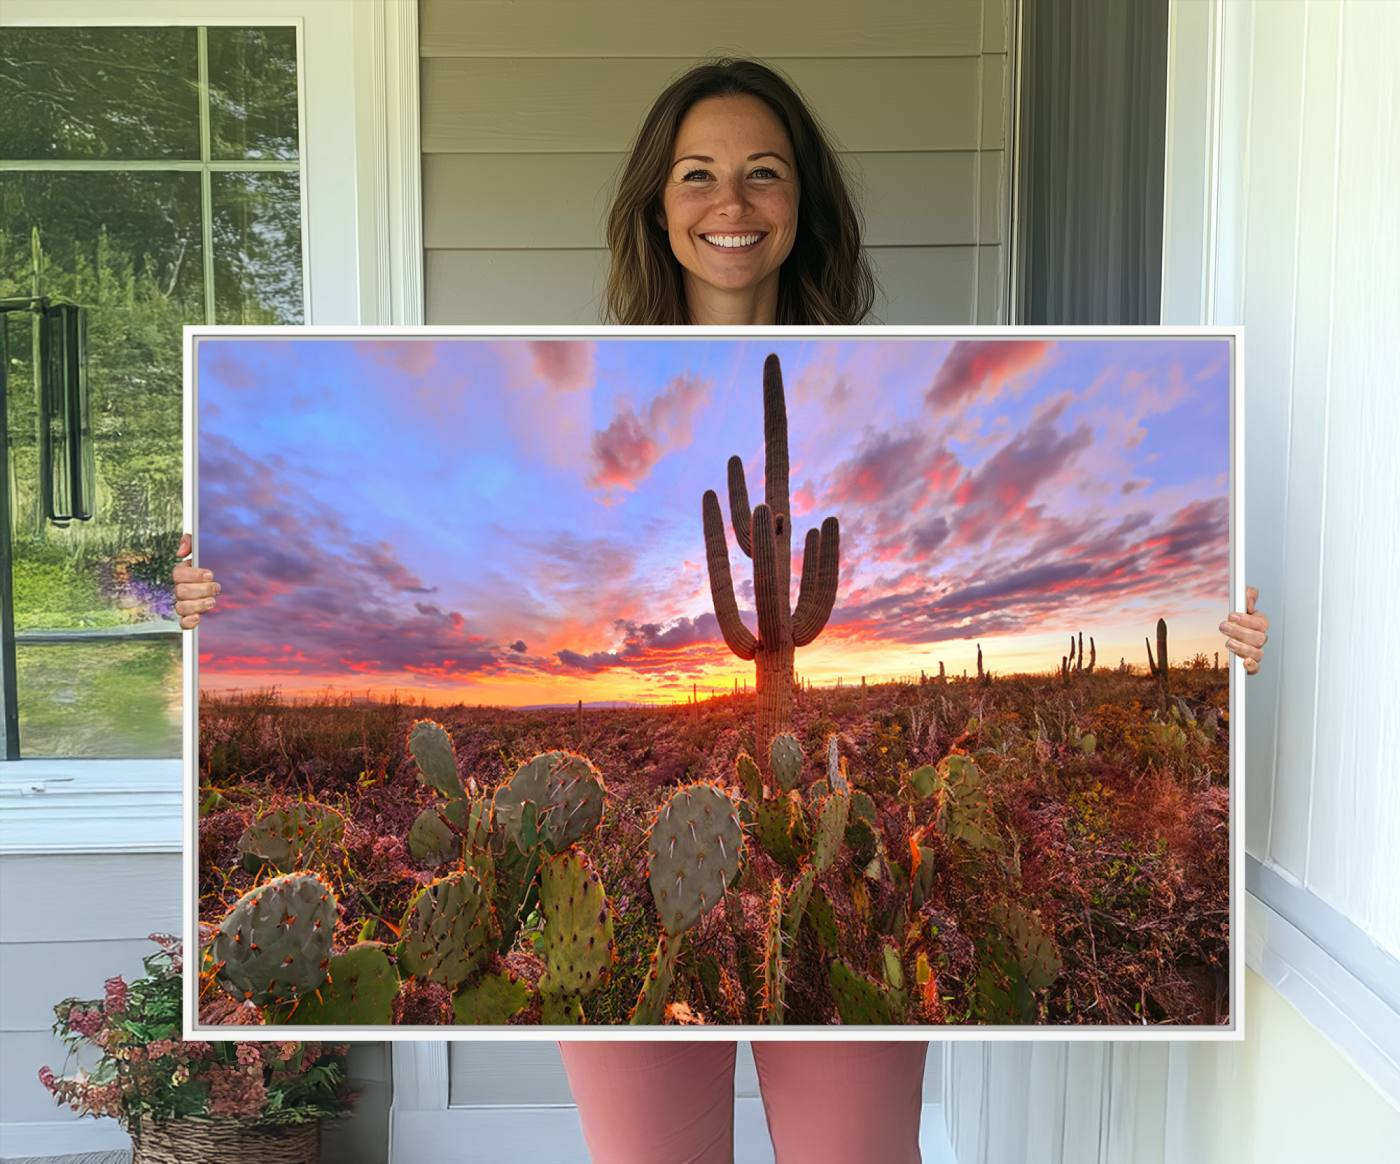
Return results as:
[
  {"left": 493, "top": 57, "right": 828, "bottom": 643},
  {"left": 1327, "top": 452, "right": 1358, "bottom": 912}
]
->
[{"left": 659, "top": 94, "right": 800, "bottom": 311}]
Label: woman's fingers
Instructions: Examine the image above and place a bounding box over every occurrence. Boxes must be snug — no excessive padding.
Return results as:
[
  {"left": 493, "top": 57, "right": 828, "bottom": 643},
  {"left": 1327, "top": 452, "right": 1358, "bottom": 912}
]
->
[
  {"left": 1224, "top": 636, "right": 1263, "bottom": 661},
  {"left": 1242, "top": 657, "right": 1259, "bottom": 675},
  {"left": 175, "top": 581, "right": 221, "bottom": 600},
  {"left": 1219, "top": 617, "right": 1267, "bottom": 647},
  {"left": 175, "top": 597, "right": 217, "bottom": 615}
]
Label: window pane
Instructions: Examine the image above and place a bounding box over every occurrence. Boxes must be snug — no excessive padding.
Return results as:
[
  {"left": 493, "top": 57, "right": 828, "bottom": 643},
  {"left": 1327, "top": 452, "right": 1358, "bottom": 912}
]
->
[
  {"left": 212, "top": 171, "right": 304, "bottom": 323},
  {"left": 207, "top": 27, "right": 301, "bottom": 161},
  {"left": 0, "top": 28, "right": 200, "bottom": 161},
  {"left": 2, "top": 171, "right": 195, "bottom": 642},
  {"left": 16, "top": 640, "right": 182, "bottom": 758}
]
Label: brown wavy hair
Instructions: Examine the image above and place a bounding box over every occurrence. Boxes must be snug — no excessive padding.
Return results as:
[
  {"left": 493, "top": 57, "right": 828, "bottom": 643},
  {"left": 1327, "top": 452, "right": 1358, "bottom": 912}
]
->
[{"left": 603, "top": 58, "right": 877, "bottom": 325}]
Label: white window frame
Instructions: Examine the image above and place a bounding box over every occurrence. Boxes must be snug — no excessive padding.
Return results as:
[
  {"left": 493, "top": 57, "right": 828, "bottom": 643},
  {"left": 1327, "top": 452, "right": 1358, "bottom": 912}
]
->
[
  {"left": 1161, "top": 0, "right": 1400, "bottom": 1107},
  {"left": 0, "top": 0, "right": 423, "bottom": 856}
]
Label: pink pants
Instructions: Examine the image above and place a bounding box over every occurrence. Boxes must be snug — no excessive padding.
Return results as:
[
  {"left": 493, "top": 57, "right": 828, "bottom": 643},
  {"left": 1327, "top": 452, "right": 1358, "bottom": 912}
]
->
[{"left": 557, "top": 1040, "right": 928, "bottom": 1164}]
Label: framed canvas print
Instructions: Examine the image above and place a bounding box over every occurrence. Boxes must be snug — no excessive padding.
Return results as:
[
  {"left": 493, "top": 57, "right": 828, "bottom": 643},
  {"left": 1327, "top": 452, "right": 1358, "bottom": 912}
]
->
[{"left": 184, "top": 326, "right": 1243, "bottom": 1040}]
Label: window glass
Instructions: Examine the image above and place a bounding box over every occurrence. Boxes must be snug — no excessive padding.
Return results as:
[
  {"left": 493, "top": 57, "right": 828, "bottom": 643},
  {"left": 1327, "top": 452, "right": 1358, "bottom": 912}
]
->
[{"left": 0, "top": 28, "right": 201, "bottom": 161}]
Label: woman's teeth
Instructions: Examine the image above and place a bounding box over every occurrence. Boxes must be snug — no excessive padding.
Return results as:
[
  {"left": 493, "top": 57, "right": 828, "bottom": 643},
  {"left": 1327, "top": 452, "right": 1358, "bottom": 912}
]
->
[{"left": 702, "top": 233, "right": 764, "bottom": 249}]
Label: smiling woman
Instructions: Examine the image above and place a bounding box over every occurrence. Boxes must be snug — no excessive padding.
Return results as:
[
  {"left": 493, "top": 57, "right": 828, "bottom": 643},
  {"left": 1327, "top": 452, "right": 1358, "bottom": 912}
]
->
[{"left": 603, "top": 58, "right": 876, "bottom": 326}]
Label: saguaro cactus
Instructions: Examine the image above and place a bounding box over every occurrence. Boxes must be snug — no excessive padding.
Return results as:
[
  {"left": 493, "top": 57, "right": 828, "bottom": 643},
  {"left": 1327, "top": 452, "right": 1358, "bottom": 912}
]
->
[
  {"left": 702, "top": 353, "right": 840, "bottom": 778},
  {"left": 1145, "top": 617, "right": 1170, "bottom": 708}
]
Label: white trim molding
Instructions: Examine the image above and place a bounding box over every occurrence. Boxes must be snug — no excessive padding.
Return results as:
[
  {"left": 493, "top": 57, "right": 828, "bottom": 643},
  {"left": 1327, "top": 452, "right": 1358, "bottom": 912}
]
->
[
  {"left": 354, "top": 0, "right": 426, "bottom": 326},
  {"left": 0, "top": 760, "right": 180, "bottom": 854},
  {"left": 1245, "top": 867, "right": 1400, "bottom": 1106}
]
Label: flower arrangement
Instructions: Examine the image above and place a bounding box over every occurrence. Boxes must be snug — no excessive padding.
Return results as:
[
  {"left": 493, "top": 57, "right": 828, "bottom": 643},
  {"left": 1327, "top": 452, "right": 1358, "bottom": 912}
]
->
[{"left": 39, "top": 934, "right": 357, "bottom": 1138}]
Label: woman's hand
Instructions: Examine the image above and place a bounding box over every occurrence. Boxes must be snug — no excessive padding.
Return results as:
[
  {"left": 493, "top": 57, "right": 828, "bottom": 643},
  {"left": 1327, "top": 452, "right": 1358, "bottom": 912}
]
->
[
  {"left": 172, "top": 532, "right": 220, "bottom": 630},
  {"left": 1220, "top": 585, "right": 1268, "bottom": 675}
]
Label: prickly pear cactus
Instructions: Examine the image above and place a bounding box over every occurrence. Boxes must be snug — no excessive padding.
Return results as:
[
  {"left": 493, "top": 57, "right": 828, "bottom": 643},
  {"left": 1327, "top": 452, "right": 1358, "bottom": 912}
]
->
[
  {"left": 770, "top": 733, "right": 804, "bottom": 793},
  {"left": 760, "top": 879, "right": 788, "bottom": 1023},
  {"left": 453, "top": 971, "right": 532, "bottom": 1025},
  {"left": 280, "top": 942, "right": 397, "bottom": 1025},
  {"left": 398, "top": 869, "right": 499, "bottom": 990},
  {"left": 825, "top": 733, "right": 848, "bottom": 793},
  {"left": 538, "top": 849, "right": 614, "bottom": 1022},
  {"left": 237, "top": 802, "right": 345, "bottom": 874},
  {"left": 972, "top": 902, "right": 1062, "bottom": 1023},
  {"left": 991, "top": 901, "right": 1061, "bottom": 988},
  {"left": 408, "top": 805, "right": 458, "bottom": 868},
  {"left": 828, "top": 948, "right": 905, "bottom": 1025},
  {"left": 211, "top": 872, "right": 337, "bottom": 1007},
  {"left": 811, "top": 791, "right": 850, "bottom": 874},
  {"left": 408, "top": 718, "right": 462, "bottom": 798},
  {"left": 645, "top": 781, "right": 744, "bottom": 937},
  {"left": 494, "top": 751, "right": 605, "bottom": 854},
  {"left": 735, "top": 752, "right": 764, "bottom": 803},
  {"left": 628, "top": 930, "right": 680, "bottom": 1025},
  {"left": 754, "top": 794, "right": 803, "bottom": 870},
  {"left": 936, "top": 753, "right": 1000, "bottom": 851},
  {"left": 803, "top": 886, "right": 838, "bottom": 954}
]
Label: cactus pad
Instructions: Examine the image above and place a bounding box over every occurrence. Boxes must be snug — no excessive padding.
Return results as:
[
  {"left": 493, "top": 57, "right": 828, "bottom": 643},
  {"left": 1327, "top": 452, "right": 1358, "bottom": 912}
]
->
[
  {"left": 760, "top": 879, "right": 788, "bottom": 1023},
  {"left": 408, "top": 806, "right": 458, "bottom": 868},
  {"left": 770, "top": 733, "right": 804, "bottom": 792},
  {"left": 753, "top": 793, "right": 803, "bottom": 870},
  {"left": 990, "top": 902, "right": 1061, "bottom": 988},
  {"left": 399, "top": 869, "right": 498, "bottom": 989},
  {"left": 828, "top": 958, "right": 900, "bottom": 1025},
  {"left": 212, "top": 872, "right": 337, "bottom": 1007},
  {"left": 628, "top": 930, "right": 680, "bottom": 1024},
  {"left": 408, "top": 719, "right": 462, "bottom": 798},
  {"left": 937, "top": 753, "right": 1000, "bottom": 851},
  {"left": 825, "top": 733, "right": 849, "bottom": 793},
  {"left": 453, "top": 971, "right": 531, "bottom": 1025},
  {"left": 538, "top": 850, "right": 614, "bottom": 1005},
  {"left": 495, "top": 751, "right": 605, "bottom": 854},
  {"left": 735, "top": 752, "right": 764, "bottom": 803},
  {"left": 803, "top": 886, "right": 838, "bottom": 954},
  {"left": 811, "top": 790, "right": 850, "bottom": 874},
  {"left": 237, "top": 802, "right": 345, "bottom": 874},
  {"left": 281, "top": 942, "right": 397, "bottom": 1025},
  {"left": 646, "top": 781, "right": 744, "bottom": 937}
]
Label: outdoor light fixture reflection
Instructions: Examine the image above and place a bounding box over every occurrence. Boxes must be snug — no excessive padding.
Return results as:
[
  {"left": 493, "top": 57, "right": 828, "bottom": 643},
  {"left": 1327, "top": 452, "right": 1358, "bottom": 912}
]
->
[{"left": 0, "top": 296, "right": 95, "bottom": 527}]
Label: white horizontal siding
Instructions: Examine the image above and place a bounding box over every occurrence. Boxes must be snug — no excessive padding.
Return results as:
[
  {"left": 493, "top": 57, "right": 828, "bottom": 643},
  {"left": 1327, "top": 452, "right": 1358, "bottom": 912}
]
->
[
  {"left": 420, "top": 0, "right": 1014, "bottom": 325},
  {"left": 426, "top": 245, "right": 987, "bottom": 324},
  {"left": 420, "top": 0, "right": 986, "bottom": 58}
]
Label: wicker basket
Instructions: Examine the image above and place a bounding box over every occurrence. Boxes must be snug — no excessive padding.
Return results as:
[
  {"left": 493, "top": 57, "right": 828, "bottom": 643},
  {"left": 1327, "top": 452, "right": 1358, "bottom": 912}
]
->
[{"left": 130, "top": 1116, "right": 321, "bottom": 1164}]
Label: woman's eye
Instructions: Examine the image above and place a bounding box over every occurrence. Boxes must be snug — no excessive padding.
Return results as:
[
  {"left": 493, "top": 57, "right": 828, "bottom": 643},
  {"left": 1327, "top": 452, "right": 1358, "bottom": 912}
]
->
[
  {"left": 682, "top": 169, "right": 711, "bottom": 181},
  {"left": 751, "top": 167, "right": 779, "bottom": 179}
]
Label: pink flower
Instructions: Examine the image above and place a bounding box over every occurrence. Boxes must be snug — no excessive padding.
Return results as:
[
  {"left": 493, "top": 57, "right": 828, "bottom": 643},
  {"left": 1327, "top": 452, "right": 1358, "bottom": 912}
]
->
[
  {"left": 206, "top": 1065, "right": 267, "bottom": 1119},
  {"left": 103, "top": 976, "right": 129, "bottom": 1014},
  {"left": 38, "top": 1066, "right": 56, "bottom": 1091},
  {"left": 67, "top": 1006, "right": 103, "bottom": 1038},
  {"left": 235, "top": 1042, "right": 263, "bottom": 1068}
]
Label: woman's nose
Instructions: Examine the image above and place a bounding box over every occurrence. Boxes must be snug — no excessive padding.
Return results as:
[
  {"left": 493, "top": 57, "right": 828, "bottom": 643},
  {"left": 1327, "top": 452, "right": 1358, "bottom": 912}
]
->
[{"left": 710, "top": 173, "right": 753, "bottom": 215}]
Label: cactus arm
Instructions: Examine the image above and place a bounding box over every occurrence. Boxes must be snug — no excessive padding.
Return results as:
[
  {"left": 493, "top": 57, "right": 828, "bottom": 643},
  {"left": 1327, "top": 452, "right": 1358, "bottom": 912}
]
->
[
  {"left": 792, "top": 527, "right": 821, "bottom": 625},
  {"left": 1145, "top": 636, "right": 1157, "bottom": 675},
  {"left": 762, "top": 353, "right": 790, "bottom": 517},
  {"left": 792, "top": 516, "right": 840, "bottom": 647},
  {"left": 752, "top": 504, "right": 782, "bottom": 648},
  {"left": 727, "top": 455, "right": 753, "bottom": 559},
  {"left": 703, "top": 489, "right": 757, "bottom": 660}
]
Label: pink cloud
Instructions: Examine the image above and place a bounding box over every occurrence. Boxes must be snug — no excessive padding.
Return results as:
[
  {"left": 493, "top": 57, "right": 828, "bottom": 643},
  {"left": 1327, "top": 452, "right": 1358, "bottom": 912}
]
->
[
  {"left": 926, "top": 340, "right": 1052, "bottom": 412},
  {"left": 529, "top": 340, "right": 595, "bottom": 391},
  {"left": 589, "top": 374, "right": 709, "bottom": 491}
]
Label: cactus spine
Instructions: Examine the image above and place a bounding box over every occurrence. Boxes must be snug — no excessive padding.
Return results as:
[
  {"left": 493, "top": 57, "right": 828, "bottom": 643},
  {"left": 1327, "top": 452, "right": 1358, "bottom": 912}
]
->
[{"left": 702, "top": 353, "right": 840, "bottom": 781}]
